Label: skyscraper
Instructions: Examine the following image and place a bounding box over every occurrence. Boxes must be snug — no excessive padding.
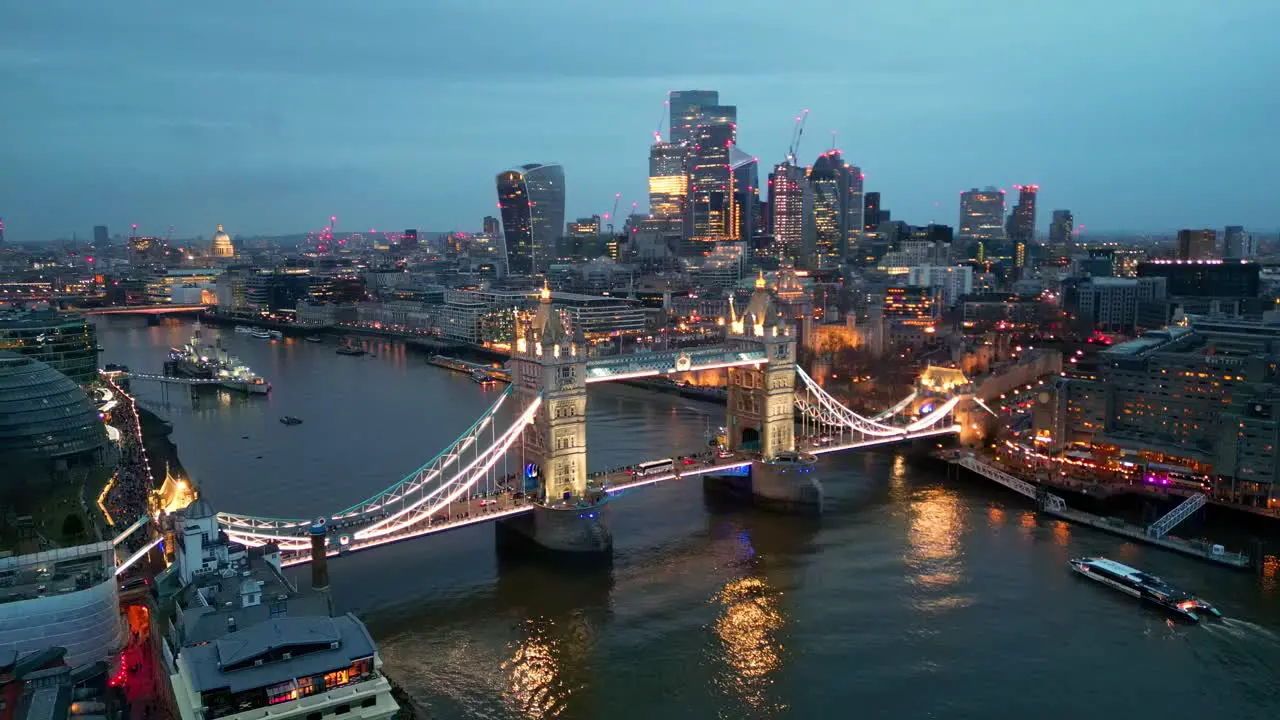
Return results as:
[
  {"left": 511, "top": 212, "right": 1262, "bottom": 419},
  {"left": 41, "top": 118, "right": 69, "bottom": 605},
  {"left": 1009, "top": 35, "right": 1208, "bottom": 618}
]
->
[
  {"left": 496, "top": 163, "right": 566, "bottom": 275},
  {"left": 93, "top": 225, "right": 109, "bottom": 248},
  {"left": 958, "top": 187, "right": 1005, "bottom": 258},
  {"left": 482, "top": 215, "right": 500, "bottom": 238},
  {"left": 864, "top": 192, "right": 881, "bottom": 231},
  {"left": 1223, "top": 225, "right": 1257, "bottom": 259},
  {"left": 1049, "top": 209, "right": 1073, "bottom": 246},
  {"left": 1009, "top": 184, "right": 1038, "bottom": 244},
  {"left": 803, "top": 150, "right": 863, "bottom": 268},
  {"left": 685, "top": 119, "right": 736, "bottom": 253},
  {"left": 668, "top": 90, "right": 720, "bottom": 145},
  {"left": 768, "top": 162, "right": 806, "bottom": 265},
  {"left": 730, "top": 148, "right": 760, "bottom": 247},
  {"left": 1175, "top": 229, "right": 1217, "bottom": 260},
  {"left": 648, "top": 141, "right": 687, "bottom": 222}
]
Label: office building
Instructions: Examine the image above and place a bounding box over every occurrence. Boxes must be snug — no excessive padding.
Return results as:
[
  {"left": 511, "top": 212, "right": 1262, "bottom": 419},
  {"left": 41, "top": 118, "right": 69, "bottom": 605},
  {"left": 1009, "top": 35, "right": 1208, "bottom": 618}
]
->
[
  {"left": 1008, "top": 185, "right": 1038, "bottom": 244},
  {"left": 496, "top": 163, "right": 566, "bottom": 275},
  {"left": 864, "top": 192, "right": 881, "bottom": 231},
  {"left": 881, "top": 287, "right": 939, "bottom": 325},
  {"left": 958, "top": 187, "right": 1005, "bottom": 258},
  {"left": 809, "top": 152, "right": 855, "bottom": 266},
  {"left": 648, "top": 141, "right": 687, "bottom": 221},
  {"left": 668, "top": 90, "right": 720, "bottom": 145},
  {"left": 1049, "top": 209, "right": 1073, "bottom": 246},
  {"left": 1175, "top": 229, "right": 1217, "bottom": 260},
  {"left": 93, "top": 225, "right": 109, "bottom": 248},
  {"left": 1061, "top": 317, "right": 1280, "bottom": 507},
  {"left": 768, "top": 163, "right": 806, "bottom": 264},
  {"left": 399, "top": 229, "right": 418, "bottom": 250},
  {"left": 0, "top": 310, "right": 98, "bottom": 384},
  {"left": 1136, "top": 260, "right": 1260, "bottom": 299},
  {"left": 906, "top": 265, "right": 974, "bottom": 308},
  {"left": 1071, "top": 276, "right": 1167, "bottom": 332},
  {"left": 1223, "top": 226, "right": 1256, "bottom": 259},
  {"left": 686, "top": 119, "right": 736, "bottom": 252},
  {"left": 482, "top": 215, "right": 501, "bottom": 238},
  {"left": 0, "top": 538, "right": 124, "bottom": 669}
]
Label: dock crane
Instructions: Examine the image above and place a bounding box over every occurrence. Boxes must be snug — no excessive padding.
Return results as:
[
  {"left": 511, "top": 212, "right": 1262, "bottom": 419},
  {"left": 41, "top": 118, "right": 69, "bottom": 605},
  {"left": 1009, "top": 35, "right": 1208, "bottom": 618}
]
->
[{"left": 785, "top": 109, "right": 809, "bottom": 165}]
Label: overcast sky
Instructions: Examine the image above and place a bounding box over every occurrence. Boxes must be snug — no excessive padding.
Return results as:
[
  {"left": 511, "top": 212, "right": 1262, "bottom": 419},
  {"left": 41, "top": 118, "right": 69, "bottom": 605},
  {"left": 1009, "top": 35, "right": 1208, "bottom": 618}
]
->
[{"left": 2, "top": 0, "right": 1277, "bottom": 242}]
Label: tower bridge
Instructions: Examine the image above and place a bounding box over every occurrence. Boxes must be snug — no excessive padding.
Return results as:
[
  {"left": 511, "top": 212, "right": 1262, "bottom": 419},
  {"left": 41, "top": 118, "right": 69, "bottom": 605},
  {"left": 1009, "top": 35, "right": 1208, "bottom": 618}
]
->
[{"left": 214, "top": 279, "right": 968, "bottom": 565}]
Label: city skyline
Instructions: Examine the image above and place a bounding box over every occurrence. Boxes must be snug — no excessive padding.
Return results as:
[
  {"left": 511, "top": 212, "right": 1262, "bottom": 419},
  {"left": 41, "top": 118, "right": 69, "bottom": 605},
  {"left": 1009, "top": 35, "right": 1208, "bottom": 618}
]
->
[{"left": 2, "top": 1, "right": 1278, "bottom": 242}]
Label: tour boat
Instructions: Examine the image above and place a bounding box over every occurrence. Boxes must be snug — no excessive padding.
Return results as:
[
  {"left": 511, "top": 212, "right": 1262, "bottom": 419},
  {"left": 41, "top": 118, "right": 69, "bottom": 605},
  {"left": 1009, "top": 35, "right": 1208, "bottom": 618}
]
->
[
  {"left": 268, "top": 330, "right": 283, "bottom": 340},
  {"left": 1069, "top": 557, "right": 1221, "bottom": 622},
  {"left": 472, "top": 369, "right": 496, "bottom": 384},
  {"left": 304, "top": 336, "right": 323, "bottom": 343},
  {"left": 234, "top": 325, "right": 253, "bottom": 335},
  {"left": 250, "top": 328, "right": 271, "bottom": 339}
]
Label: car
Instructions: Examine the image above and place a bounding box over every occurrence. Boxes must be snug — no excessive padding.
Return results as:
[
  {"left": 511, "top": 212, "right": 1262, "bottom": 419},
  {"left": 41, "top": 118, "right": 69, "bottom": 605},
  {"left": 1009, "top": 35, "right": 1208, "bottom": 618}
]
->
[
  {"left": 717, "top": 450, "right": 733, "bottom": 458},
  {"left": 682, "top": 457, "right": 698, "bottom": 466}
]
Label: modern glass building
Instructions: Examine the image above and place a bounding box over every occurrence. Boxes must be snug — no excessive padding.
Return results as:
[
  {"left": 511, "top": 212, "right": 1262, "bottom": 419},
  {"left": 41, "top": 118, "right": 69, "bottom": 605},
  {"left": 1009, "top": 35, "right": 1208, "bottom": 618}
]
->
[
  {"left": 807, "top": 150, "right": 862, "bottom": 268},
  {"left": 0, "top": 352, "right": 107, "bottom": 467},
  {"left": 648, "top": 141, "right": 687, "bottom": 220},
  {"left": 0, "top": 310, "right": 98, "bottom": 384},
  {"left": 496, "top": 163, "right": 566, "bottom": 275},
  {"left": 686, "top": 121, "right": 736, "bottom": 252},
  {"left": 668, "top": 90, "right": 720, "bottom": 145},
  {"left": 768, "top": 162, "right": 807, "bottom": 265}
]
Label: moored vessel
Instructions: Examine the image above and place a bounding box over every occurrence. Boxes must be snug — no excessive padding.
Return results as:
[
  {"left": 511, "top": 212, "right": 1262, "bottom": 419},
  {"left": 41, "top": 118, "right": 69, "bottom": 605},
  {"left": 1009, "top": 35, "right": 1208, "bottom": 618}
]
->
[
  {"left": 250, "top": 327, "right": 271, "bottom": 339},
  {"left": 1069, "top": 557, "right": 1222, "bottom": 622},
  {"left": 234, "top": 325, "right": 253, "bottom": 334}
]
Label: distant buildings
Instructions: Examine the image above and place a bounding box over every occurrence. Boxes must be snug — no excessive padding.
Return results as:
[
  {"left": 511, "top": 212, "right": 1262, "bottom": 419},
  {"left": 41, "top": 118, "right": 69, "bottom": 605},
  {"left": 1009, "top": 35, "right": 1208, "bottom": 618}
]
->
[
  {"left": 1049, "top": 209, "right": 1073, "bottom": 246},
  {"left": 496, "top": 163, "right": 566, "bottom": 275},
  {"left": 1008, "top": 184, "right": 1037, "bottom": 270},
  {"left": 648, "top": 141, "right": 687, "bottom": 224},
  {"left": 93, "top": 224, "right": 109, "bottom": 248},
  {"left": 958, "top": 187, "right": 1005, "bottom": 258},
  {"left": 1069, "top": 276, "right": 1167, "bottom": 333},
  {"left": 863, "top": 191, "right": 881, "bottom": 232},
  {"left": 668, "top": 90, "right": 721, "bottom": 146},
  {"left": 807, "top": 150, "right": 862, "bottom": 268},
  {"left": 1223, "top": 225, "right": 1256, "bottom": 259},
  {"left": 767, "top": 163, "right": 805, "bottom": 264},
  {"left": 1175, "top": 228, "right": 1217, "bottom": 260},
  {"left": 210, "top": 224, "right": 235, "bottom": 259},
  {"left": 686, "top": 114, "right": 736, "bottom": 252}
]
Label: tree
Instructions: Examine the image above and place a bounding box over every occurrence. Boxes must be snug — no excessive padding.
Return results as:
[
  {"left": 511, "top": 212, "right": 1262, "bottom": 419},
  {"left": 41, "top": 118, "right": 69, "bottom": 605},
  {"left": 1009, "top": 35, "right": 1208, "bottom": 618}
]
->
[{"left": 61, "top": 514, "right": 85, "bottom": 538}]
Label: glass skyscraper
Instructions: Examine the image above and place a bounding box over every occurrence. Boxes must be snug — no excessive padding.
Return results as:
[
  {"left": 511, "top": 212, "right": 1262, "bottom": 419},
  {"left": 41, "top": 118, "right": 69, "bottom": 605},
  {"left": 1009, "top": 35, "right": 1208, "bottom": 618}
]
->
[
  {"left": 495, "top": 163, "right": 565, "bottom": 275},
  {"left": 668, "top": 90, "right": 720, "bottom": 145},
  {"left": 648, "top": 141, "right": 686, "bottom": 221},
  {"left": 768, "top": 162, "right": 807, "bottom": 265},
  {"left": 806, "top": 150, "right": 863, "bottom": 268}
]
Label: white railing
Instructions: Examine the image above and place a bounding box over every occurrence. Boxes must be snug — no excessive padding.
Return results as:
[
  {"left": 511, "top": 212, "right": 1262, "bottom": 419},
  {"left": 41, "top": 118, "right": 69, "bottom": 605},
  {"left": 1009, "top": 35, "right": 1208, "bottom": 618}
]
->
[
  {"left": 1147, "top": 493, "right": 1207, "bottom": 538},
  {"left": 953, "top": 455, "right": 1066, "bottom": 512}
]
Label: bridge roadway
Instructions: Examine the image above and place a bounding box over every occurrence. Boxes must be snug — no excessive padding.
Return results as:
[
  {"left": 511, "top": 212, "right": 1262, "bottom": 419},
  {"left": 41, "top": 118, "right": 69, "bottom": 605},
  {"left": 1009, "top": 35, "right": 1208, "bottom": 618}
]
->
[
  {"left": 263, "top": 424, "right": 962, "bottom": 567},
  {"left": 79, "top": 304, "right": 209, "bottom": 315}
]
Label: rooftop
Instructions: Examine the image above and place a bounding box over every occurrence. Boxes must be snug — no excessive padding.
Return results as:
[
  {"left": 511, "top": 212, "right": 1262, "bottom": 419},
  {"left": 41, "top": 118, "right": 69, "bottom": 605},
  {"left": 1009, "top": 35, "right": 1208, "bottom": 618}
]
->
[{"left": 183, "top": 613, "right": 376, "bottom": 695}]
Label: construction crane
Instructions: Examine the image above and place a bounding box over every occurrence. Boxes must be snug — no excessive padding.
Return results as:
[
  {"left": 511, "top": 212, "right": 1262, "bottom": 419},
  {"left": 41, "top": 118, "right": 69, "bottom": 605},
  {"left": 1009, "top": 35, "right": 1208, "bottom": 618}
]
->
[
  {"left": 786, "top": 109, "right": 809, "bottom": 165},
  {"left": 605, "top": 193, "right": 622, "bottom": 233},
  {"left": 654, "top": 100, "right": 669, "bottom": 143}
]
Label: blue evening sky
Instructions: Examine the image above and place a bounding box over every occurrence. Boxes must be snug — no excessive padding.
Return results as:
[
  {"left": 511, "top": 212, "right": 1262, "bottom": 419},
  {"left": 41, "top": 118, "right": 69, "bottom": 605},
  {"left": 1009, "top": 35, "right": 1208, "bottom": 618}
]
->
[{"left": 1, "top": 0, "right": 1276, "bottom": 242}]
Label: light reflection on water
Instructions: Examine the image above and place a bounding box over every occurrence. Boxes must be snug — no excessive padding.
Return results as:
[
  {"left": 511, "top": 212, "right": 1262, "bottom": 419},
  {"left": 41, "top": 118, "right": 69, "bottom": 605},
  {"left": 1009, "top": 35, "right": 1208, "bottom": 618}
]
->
[{"left": 711, "top": 576, "right": 786, "bottom": 716}]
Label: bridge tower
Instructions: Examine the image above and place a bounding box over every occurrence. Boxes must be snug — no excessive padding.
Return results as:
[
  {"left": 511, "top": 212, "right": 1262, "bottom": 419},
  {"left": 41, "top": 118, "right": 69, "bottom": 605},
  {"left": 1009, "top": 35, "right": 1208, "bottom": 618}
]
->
[
  {"left": 499, "top": 284, "right": 611, "bottom": 558},
  {"left": 726, "top": 273, "right": 798, "bottom": 458},
  {"left": 717, "top": 273, "right": 823, "bottom": 513}
]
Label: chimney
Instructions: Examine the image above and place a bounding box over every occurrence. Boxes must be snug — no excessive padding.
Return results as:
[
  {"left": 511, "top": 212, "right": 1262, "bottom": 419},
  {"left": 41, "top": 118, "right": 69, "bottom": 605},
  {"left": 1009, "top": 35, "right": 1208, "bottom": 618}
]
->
[{"left": 309, "top": 517, "right": 330, "bottom": 592}]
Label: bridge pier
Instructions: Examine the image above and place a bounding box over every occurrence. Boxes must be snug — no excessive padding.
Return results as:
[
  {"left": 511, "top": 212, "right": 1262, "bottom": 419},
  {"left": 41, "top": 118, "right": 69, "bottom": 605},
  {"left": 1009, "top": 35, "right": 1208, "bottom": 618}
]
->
[
  {"left": 495, "top": 500, "right": 612, "bottom": 562},
  {"left": 702, "top": 456, "right": 824, "bottom": 515}
]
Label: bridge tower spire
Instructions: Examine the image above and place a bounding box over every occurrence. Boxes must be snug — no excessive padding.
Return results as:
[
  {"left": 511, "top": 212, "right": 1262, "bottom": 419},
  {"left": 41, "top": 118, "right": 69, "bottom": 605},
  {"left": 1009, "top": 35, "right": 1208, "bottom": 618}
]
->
[{"left": 501, "top": 283, "right": 611, "bottom": 557}]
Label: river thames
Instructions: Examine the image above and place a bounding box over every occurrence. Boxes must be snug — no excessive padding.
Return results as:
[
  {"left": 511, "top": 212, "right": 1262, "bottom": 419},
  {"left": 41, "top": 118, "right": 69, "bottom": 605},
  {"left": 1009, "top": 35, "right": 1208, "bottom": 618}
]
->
[{"left": 96, "top": 316, "right": 1280, "bottom": 719}]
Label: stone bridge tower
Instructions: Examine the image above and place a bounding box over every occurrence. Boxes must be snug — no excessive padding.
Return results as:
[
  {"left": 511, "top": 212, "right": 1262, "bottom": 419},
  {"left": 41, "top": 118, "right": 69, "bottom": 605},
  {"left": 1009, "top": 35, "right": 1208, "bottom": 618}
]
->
[
  {"left": 501, "top": 284, "right": 610, "bottom": 558},
  {"left": 510, "top": 284, "right": 589, "bottom": 503},
  {"left": 726, "top": 273, "right": 797, "bottom": 459}
]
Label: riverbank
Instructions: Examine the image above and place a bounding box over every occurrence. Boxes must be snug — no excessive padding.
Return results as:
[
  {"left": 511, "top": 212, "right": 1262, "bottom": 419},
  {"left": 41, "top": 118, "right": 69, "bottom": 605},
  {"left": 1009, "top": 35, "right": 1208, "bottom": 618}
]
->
[{"left": 137, "top": 405, "right": 186, "bottom": 487}]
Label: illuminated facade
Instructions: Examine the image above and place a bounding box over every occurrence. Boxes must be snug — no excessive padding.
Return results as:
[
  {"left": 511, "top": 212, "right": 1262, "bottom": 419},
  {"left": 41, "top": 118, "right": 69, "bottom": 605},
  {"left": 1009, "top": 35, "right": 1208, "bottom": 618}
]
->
[
  {"left": 496, "top": 163, "right": 566, "bottom": 275},
  {"left": 881, "top": 287, "right": 939, "bottom": 325},
  {"left": 806, "top": 151, "right": 863, "bottom": 268},
  {"left": 726, "top": 274, "right": 797, "bottom": 458},
  {"left": 648, "top": 141, "right": 687, "bottom": 220},
  {"left": 768, "top": 163, "right": 806, "bottom": 264},
  {"left": 686, "top": 120, "right": 737, "bottom": 253},
  {"left": 1062, "top": 318, "right": 1280, "bottom": 507},
  {"left": 210, "top": 224, "right": 235, "bottom": 259},
  {"left": 958, "top": 187, "right": 1005, "bottom": 257},
  {"left": 1009, "top": 185, "right": 1037, "bottom": 269}
]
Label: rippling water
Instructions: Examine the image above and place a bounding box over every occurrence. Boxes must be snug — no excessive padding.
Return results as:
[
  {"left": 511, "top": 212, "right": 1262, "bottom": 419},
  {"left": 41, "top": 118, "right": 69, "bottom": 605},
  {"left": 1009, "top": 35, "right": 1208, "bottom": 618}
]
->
[{"left": 97, "top": 317, "right": 1280, "bottom": 719}]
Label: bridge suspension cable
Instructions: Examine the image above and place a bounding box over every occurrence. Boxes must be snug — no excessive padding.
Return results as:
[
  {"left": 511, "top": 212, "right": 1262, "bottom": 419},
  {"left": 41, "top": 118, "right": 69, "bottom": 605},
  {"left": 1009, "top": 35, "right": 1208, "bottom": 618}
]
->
[
  {"left": 793, "top": 367, "right": 961, "bottom": 437},
  {"left": 219, "top": 384, "right": 525, "bottom": 540}
]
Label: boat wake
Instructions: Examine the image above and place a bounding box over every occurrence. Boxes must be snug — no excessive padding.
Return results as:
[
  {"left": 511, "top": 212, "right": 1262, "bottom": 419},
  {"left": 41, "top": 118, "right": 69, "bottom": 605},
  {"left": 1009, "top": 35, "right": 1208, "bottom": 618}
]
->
[{"left": 1201, "top": 617, "right": 1280, "bottom": 645}]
